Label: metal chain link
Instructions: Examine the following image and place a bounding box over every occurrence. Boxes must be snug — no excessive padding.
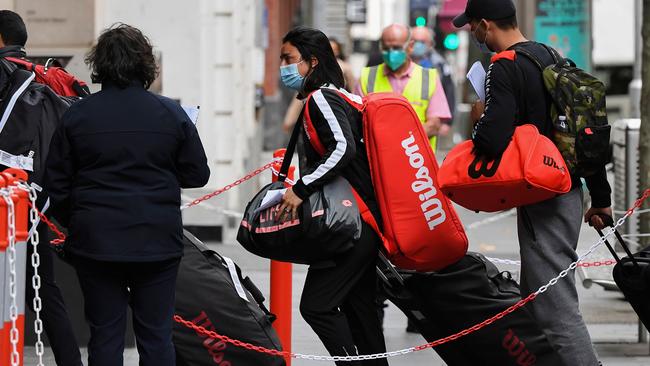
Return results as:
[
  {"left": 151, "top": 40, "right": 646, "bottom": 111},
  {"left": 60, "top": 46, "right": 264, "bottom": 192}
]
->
[
  {"left": 487, "top": 257, "right": 618, "bottom": 268},
  {"left": 19, "top": 183, "right": 45, "bottom": 364},
  {"left": 3, "top": 188, "right": 20, "bottom": 366},
  {"left": 172, "top": 188, "right": 650, "bottom": 362}
]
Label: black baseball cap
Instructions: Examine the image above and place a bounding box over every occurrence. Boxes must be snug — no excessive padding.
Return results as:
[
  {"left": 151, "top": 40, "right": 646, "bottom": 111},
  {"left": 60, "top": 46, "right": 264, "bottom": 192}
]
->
[{"left": 453, "top": 0, "right": 516, "bottom": 28}]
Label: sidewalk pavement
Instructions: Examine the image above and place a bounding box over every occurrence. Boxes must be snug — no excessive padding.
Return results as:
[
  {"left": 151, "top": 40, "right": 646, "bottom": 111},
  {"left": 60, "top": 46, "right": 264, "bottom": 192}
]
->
[{"left": 24, "top": 203, "right": 650, "bottom": 365}]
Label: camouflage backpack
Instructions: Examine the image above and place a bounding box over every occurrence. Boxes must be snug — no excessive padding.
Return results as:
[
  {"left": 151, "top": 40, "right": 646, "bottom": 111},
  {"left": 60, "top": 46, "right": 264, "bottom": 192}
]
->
[{"left": 515, "top": 44, "right": 610, "bottom": 177}]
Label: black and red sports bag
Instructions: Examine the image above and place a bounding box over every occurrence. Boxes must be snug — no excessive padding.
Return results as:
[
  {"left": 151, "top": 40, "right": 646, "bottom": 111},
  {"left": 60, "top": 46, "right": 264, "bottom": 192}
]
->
[
  {"left": 237, "top": 113, "right": 362, "bottom": 264},
  {"left": 175, "top": 230, "right": 285, "bottom": 366},
  {"left": 303, "top": 89, "right": 468, "bottom": 271},
  {"left": 6, "top": 57, "right": 90, "bottom": 97}
]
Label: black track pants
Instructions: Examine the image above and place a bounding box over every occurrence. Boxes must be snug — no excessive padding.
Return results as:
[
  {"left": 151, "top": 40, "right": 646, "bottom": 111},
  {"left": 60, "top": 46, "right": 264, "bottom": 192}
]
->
[{"left": 300, "top": 223, "right": 389, "bottom": 366}]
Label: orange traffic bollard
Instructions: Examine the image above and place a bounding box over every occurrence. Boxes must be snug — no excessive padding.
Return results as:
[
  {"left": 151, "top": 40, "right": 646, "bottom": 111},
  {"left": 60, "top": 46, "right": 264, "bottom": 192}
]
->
[
  {"left": 0, "top": 169, "right": 29, "bottom": 366},
  {"left": 270, "top": 149, "right": 294, "bottom": 365}
]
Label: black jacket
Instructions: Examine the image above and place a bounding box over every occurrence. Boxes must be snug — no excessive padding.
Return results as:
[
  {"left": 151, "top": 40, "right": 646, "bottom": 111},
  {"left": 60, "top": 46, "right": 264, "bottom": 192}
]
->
[
  {"left": 292, "top": 86, "right": 381, "bottom": 222},
  {"left": 472, "top": 41, "right": 611, "bottom": 208},
  {"left": 45, "top": 81, "right": 210, "bottom": 262}
]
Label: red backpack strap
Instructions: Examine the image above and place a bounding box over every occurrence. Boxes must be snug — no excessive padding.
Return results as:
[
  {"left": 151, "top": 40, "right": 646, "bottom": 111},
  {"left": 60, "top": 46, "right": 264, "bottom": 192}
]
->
[
  {"left": 5, "top": 57, "right": 35, "bottom": 72},
  {"left": 303, "top": 88, "right": 365, "bottom": 156},
  {"left": 332, "top": 89, "right": 364, "bottom": 112},
  {"left": 350, "top": 188, "right": 386, "bottom": 241},
  {"left": 302, "top": 91, "right": 328, "bottom": 156}
]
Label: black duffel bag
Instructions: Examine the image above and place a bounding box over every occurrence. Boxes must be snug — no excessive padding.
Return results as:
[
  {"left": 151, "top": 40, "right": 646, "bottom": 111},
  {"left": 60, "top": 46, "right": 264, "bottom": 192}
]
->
[
  {"left": 378, "top": 252, "right": 562, "bottom": 366},
  {"left": 174, "top": 230, "right": 285, "bottom": 366},
  {"left": 237, "top": 115, "right": 361, "bottom": 264},
  {"left": 613, "top": 249, "right": 650, "bottom": 332}
]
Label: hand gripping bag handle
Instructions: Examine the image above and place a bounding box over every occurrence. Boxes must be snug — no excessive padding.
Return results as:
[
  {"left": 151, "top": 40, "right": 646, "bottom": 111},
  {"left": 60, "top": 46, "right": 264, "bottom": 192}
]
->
[
  {"left": 595, "top": 214, "right": 640, "bottom": 271},
  {"left": 277, "top": 111, "right": 303, "bottom": 183}
]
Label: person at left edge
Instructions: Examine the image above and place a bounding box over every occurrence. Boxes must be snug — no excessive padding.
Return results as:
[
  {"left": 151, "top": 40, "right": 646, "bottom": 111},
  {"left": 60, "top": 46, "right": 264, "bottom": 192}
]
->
[
  {"left": 354, "top": 24, "right": 451, "bottom": 153},
  {"left": 44, "top": 24, "right": 210, "bottom": 366},
  {"left": 0, "top": 10, "right": 84, "bottom": 366},
  {"left": 277, "top": 26, "right": 389, "bottom": 366}
]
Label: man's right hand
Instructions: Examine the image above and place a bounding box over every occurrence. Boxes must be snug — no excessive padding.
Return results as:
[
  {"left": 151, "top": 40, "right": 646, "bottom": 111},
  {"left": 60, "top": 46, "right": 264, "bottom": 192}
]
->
[
  {"left": 585, "top": 206, "right": 613, "bottom": 231},
  {"left": 471, "top": 100, "right": 485, "bottom": 124}
]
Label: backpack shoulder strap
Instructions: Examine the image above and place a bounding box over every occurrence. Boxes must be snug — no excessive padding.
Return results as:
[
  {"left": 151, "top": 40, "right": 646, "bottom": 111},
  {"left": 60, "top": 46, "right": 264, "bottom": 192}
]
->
[
  {"left": 4, "top": 57, "right": 35, "bottom": 72},
  {"left": 512, "top": 46, "right": 545, "bottom": 71},
  {"left": 302, "top": 87, "right": 364, "bottom": 157},
  {"left": 277, "top": 108, "right": 304, "bottom": 182}
]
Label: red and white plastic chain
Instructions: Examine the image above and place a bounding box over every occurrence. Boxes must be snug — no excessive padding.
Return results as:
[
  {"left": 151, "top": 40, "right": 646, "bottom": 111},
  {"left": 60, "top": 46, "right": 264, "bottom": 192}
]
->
[
  {"left": 183, "top": 161, "right": 277, "bottom": 210},
  {"left": 29, "top": 160, "right": 279, "bottom": 245},
  {"left": 172, "top": 188, "right": 650, "bottom": 362}
]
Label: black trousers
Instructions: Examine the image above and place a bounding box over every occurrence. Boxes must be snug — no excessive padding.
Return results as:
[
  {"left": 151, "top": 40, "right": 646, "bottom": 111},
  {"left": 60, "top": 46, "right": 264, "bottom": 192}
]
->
[
  {"left": 300, "top": 223, "right": 389, "bottom": 366},
  {"left": 72, "top": 256, "right": 180, "bottom": 366},
  {"left": 25, "top": 224, "right": 83, "bottom": 366}
]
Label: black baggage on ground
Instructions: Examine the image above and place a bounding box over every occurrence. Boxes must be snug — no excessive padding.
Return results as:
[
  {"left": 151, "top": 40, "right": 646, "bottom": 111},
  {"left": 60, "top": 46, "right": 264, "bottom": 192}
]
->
[
  {"left": 600, "top": 225, "right": 650, "bottom": 332},
  {"left": 377, "top": 252, "right": 562, "bottom": 366},
  {"left": 174, "top": 230, "right": 285, "bottom": 366}
]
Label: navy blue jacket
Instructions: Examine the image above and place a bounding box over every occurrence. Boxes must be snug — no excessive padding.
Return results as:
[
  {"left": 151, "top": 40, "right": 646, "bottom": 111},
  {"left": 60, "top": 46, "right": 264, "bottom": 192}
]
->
[{"left": 45, "top": 81, "right": 210, "bottom": 262}]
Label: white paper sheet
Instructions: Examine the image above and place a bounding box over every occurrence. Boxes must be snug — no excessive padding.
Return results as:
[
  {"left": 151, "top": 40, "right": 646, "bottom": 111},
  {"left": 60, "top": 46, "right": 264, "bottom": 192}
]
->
[
  {"left": 467, "top": 61, "right": 487, "bottom": 102},
  {"left": 182, "top": 105, "right": 200, "bottom": 125},
  {"left": 254, "top": 188, "right": 287, "bottom": 215}
]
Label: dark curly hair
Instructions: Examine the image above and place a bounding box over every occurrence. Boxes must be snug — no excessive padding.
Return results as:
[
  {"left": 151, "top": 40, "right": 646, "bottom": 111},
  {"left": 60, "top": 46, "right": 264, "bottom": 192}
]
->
[{"left": 85, "top": 24, "right": 158, "bottom": 89}]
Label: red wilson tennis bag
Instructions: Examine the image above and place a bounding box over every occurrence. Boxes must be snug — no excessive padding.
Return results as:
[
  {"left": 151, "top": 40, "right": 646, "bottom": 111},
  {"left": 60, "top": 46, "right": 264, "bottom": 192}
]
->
[
  {"left": 305, "top": 90, "right": 468, "bottom": 272},
  {"left": 438, "top": 124, "right": 572, "bottom": 212}
]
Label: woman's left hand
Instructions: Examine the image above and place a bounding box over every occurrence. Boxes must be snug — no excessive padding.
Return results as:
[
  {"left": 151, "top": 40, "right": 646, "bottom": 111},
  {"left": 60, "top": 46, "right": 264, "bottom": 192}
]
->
[{"left": 277, "top": 187, "right": 303, "bottom": 222}]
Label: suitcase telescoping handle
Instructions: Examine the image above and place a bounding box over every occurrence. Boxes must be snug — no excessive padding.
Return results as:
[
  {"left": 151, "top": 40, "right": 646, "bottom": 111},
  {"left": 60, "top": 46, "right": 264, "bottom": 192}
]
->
[
  {"left": 376, "top": 252, "right": 405, "bottom": 288},
  {"left": 593, "top": 214, "right": 640, "bottom": 270}
]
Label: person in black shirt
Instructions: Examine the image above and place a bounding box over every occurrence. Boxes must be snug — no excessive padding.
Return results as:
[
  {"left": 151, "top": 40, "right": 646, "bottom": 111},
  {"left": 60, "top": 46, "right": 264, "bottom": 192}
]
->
[
  {"left": 45, "top": 24, "right": 209, "bottom": 366},
  {"left": 276, "top": 27, "right": 388, "bottom": 365},
  {"left": 454, "top": 0, "right": 611, "bottom": 365}
]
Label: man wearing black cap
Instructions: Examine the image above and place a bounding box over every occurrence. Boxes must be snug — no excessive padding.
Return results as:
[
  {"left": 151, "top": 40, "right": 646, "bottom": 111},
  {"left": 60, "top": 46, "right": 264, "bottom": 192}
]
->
[{"left": 454, "top": 1, "right": 611, "bottom": 365}]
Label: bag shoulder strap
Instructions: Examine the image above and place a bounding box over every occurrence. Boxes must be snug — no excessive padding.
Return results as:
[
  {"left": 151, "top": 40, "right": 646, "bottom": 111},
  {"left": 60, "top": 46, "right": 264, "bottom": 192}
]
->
[
  {"left": 512, "top": 46, "right": 546, "bottom": 72},
  {"left": 277, "top": 108, "right": 303, "bottom": 182},
  {"left": 4, "top": 57, "right": 35, "bottom": 72}
]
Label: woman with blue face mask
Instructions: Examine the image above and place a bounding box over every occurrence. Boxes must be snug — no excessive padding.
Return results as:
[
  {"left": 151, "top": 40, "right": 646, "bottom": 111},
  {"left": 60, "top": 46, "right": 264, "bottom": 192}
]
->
[{"left": 277, "top": 26, "right": 389, "bottom": 366}]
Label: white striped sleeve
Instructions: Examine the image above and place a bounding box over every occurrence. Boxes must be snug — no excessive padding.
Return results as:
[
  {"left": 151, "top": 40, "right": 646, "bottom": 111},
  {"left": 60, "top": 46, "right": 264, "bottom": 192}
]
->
[{"left": 301, "top": 90, "right": 348, "bottom": 186}]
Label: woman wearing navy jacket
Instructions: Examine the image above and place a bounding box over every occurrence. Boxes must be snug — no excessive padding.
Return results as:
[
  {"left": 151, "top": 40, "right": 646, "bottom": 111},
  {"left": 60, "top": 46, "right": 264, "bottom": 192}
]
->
[
  {"left": 276, "top": 27, "right": 388, "bottom": 365},
  {"left": 44, "top": 24, "right": 209, "bottom": 366}
]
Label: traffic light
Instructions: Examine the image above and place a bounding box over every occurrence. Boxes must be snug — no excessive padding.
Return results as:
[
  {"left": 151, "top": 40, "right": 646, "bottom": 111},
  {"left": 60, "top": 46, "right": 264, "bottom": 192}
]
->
[
  {"left": 443, "top": 33, "right": 460, "bottom": 50},
  {"left": 409, "top": 8, "right": 428, "bottom": 27}
]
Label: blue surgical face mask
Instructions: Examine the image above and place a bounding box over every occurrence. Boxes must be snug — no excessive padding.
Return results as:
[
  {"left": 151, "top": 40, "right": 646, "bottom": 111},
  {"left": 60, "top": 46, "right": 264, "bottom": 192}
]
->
[
  {"left": 412, "top": 41, "right": 429, "bottom": 58},
  {"left": 280, "top": 61, "right": 304, "bottom": 91},
  {"left": 382, "top": 49, "right": 407, "bottom": 71},
  {"left": 472, "top": 21, "right": 493, "bottom": 54}
]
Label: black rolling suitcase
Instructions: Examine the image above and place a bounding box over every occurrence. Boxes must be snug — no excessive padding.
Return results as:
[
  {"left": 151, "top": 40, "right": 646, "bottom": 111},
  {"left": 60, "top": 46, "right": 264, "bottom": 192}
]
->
[
  {"left": 597, "top": 224, "right": 650, "bottom": 332},
  {"left": 174, "top": 230, "right": 285, "bottom": 366},
  {"left": 377, "top": 252, "right": 562, "bottom": 366}
]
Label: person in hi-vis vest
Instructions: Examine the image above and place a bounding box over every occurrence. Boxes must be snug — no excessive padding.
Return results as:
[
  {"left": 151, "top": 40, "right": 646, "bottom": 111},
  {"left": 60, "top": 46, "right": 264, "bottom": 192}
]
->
[{"left": 355, "top": 24, "right": 451, "bottom": 151}]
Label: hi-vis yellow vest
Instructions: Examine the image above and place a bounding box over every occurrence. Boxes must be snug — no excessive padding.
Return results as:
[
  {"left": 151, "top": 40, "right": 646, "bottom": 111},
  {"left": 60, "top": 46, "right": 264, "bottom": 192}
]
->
[{"left": 360, "top": 63, "right": 438, "bottom": 150}]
